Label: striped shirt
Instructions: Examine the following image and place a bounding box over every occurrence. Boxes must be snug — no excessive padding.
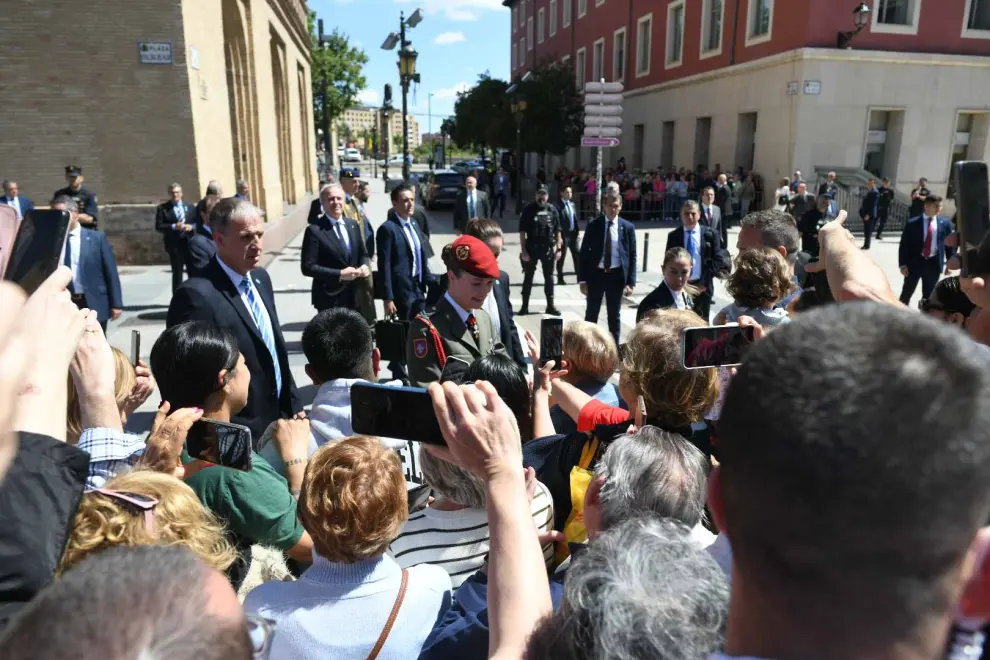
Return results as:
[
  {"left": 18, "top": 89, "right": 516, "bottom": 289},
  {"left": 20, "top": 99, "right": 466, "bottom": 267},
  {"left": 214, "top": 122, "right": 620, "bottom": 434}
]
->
[{"left": 389, "top": 481, "right": 555, "bottom": 587}]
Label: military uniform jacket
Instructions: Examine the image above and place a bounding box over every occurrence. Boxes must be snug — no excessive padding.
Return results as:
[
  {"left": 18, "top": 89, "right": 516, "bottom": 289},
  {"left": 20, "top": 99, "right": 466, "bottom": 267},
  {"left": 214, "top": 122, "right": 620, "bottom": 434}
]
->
[{"left": 406, "top": 295, "right": 507, "bottom": 388}]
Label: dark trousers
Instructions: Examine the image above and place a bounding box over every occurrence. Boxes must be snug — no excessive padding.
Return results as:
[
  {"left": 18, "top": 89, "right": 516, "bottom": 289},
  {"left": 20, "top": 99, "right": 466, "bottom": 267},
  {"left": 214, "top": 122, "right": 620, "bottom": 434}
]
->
[
  {"left": 522, "top": 253, "right": 555, "bottom": 306},
  {"left": 585, "top": 268, "right": 625, "bottom": 345},
  {"left": 167, "top": 246, "right": 186, "bottom": 292},
  {"left": 494, "top": 191, "right": 507, "bottom": 219},
  {"left": 899, "top": 257, "right": 941, "bottom": 305},
  {"left": 70, "top": 293, "right": 107, "bottom": 332},
  {"left": 876, "top": 211, "right": 890, "bottom": 238},
  {"left": 689, "top": 283, "right": 712, "bottom": 322},
  {"left": 557, "top": 232, "right": 580, "bottom": 278},
  {"left": 389, "top": 295, "right": 426, "bottom": 381},
  {"left": 862, "top": 218, "right": 874, "bottom": 249},
  {"left": 356, "top": 273, "right": 377, "bottom": 324}
]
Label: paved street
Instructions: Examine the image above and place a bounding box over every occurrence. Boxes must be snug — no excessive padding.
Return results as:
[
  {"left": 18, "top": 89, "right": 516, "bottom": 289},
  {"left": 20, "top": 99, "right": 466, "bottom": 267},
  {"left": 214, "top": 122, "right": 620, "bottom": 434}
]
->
[{"left": 110, "top": 174, "right": 918, "bottom": 434}]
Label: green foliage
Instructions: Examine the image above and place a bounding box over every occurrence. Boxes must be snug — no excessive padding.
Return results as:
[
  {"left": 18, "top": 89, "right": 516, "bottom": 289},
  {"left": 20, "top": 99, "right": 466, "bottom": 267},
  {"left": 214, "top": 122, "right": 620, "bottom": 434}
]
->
[
  {"left": 516, "top": 58, "right": 584, "bottom": 155},
  {"left": 451, "top": 74, "right": 516, "bottom": 152},
  {"left": 308, "top": 11, "right": 369, "bottom": 136}
]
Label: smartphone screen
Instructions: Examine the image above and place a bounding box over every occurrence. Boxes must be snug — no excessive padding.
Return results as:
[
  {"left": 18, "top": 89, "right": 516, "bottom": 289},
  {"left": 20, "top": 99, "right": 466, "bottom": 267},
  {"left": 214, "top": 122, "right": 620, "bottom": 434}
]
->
[
  {"left": 2, "top": 209, "right": 71, "bottom": 294},
  {"left": 350, "top": 382, "right": 446, "bottom": 446},
  {"left": 954, "top": 161, "right": 990, "bottom": 277},
  {"left": 131, "top": 330, "right": 141, "bottom": 367},
  {"left": 682, "top": 324, "right": 756, "bottom": 369},
  {"left": 186, "top": 419, "right": 254, "bottom": 471},
  {"left": 540, "top": 317, "right": 563, "bottom": 368}
]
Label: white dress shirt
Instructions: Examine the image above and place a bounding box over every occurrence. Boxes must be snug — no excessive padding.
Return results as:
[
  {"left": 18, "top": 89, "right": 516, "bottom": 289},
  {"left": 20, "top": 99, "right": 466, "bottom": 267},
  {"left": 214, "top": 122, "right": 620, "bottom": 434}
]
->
[
  {"left": 63, "top": 226, "right": 84, "bottom": 292},
  {"left": 683, "top": 224, "right": 703, "bottom": 281},
  {"left": 398, "top": 215, "right": 421, "bottom": 279},
  {"left": 444, "top": 291, "right": 473, "bottom": 323},
  {"left": 3, "top": 196, "right": 22, "bottom": 219},
  {"left": 325, "top": 214, "right": 351, "bottom": 254},
  {"left": 665, "top": 281, "right": 688, "bottom": 309},
  {"left": 216, "top": 256, "right": 278, "bottom": 351},
  {"left": 598, "top": 215, "right": 621, "bottom": 269},
  {"left": 482, "top": 288, "right": 501, "bottom": 338},
  {"left": 561, "top": 200, "right": 576, "bottom": 231}
]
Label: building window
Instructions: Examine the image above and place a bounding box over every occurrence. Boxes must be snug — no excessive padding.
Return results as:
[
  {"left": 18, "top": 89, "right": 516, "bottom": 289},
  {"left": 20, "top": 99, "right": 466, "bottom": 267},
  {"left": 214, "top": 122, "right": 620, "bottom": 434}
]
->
[
  {"left": 562, "top": 54, "right": 571, "bottom": 66},
  {"left": 963, "top": 0, "right": 990, "bottom": 37},
  {"left": 550, "top": 0, "right": 558, "bottom": 36},
  {"left": 563, "top": 0, "right": 572, "bottom": 27},
  {"left": 578, "top": 0, "right": 587, "bottom": 19},
  {"left": 527, "top": 16, "right": 534, "bottom": 49},
  {"left": 576, "top": 47, "right": 587, "bottom": 88},
  {"left": 746, "top": 0, "right": 774, "bottom": 45},
  {"left": 666, "top": 1, "right": 685, "bottom": 68},
  {"left": 596, "top": 0, "right": 605, "bottom": 6},
  {"left": 520, "top": 38, "right": 527, "bottom": 66},
  {"left": 635, "top": 13, "right": 652, "bottom": 77},
  {"left": 871, "top": 0, "right": 921, "bottom": 35},
  {"left": 538, "top": 8, "right": 545, "bottom": 42},
  {"left": 592, "top": 37, "right": 605, "bottom": 81},
  {"left": 520, "top": 0, "right": 526, "bottom": 27},
  {"left": 613, "top": 27, "right": 626, "bottom": 81},
  {"left": 701, "top": 0, "right": 723, "bottom": 58},
  {"left": 512, "top": 6, "right": 518, "bottom": 33},
  {"left": 512, "top": 40, "right": 517, "bottom": 69}
]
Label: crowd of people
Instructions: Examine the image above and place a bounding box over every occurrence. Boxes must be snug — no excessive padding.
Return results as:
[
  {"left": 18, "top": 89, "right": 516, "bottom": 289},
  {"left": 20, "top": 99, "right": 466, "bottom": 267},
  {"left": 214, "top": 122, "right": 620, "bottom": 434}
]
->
[{"left": 4, "top": 154, "right": 990, "bottom": 660}]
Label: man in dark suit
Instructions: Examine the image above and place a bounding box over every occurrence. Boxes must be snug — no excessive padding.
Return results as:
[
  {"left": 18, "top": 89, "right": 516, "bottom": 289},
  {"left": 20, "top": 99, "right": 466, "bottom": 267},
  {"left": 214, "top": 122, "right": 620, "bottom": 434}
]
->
[
  {"left": 301, "top": 183, "right": 371, "bottom": 312},
  {"left": 51, "top": 195, "right": 123, "bottom": 332},
  {"left": 665, "top": 199, "right": 728, "bottom": 322},
  {"left": 155, "top": 183, "right": 197, "bottom": 292},
  {"left": 167, "top": 197, "right": 303, "bottom": 443},
  {"left": 699, "top": 187, "right": 726, "bottom": 248},
  {"left": 818, "top": 171, "right": 839, "bottom": 218},
  {"left": 555, "top": 184, "right": 581, "bottom": 285},
  {"left": 0, "top": 180, "right": 34, "bottom": 220},
  {"left": 194, "top": 180, "right": 222, "bottom": 226},
  {"left": 715, "top": 174, "right": 732, "bottom": 227},
  {"left": 453, "top": 175, "right": 491, "bottom": 233},
  {"left": 493, "top": 167, "right": 511, "bottom": 219},
  {"left": 875, "top": 177, "right": 896, "bottom": 240},
  {"left": 185, "top": 194, "right": 218, "bottom": 278},
  {"left": 860, "top": 177, "right": 880, "bottom": 250},
  {"left": 898, "top": 194, "right": 953, "bottom": 305},
  {"left": 579, "top": 191, "right": 637, "bottom": 345},
  {"left": 307, "top": 181, "right": 327, "bottom": 225},
  {"left": 787, "top": 182, "right": 816, "bottom": 222}
]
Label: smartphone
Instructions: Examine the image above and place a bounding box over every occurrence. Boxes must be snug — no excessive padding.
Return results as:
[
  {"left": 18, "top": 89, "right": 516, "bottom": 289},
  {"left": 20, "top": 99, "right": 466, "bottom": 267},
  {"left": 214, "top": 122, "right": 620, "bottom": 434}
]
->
[
  {"left": 539, "top": 317, "right": 563, "bottom": 368},
  {"left": 350, "top": 381, "right": 446, "bottom": 446},
  {"left": 130, "top": 330, "right": 141, "bottom": 367},
  {"left": 439, "top": 355, "right": 471, "bottom": 384},
  {"left": 953, "top": 161, "right": 990, "bottom": 277},
  {"left": 806, "top": 258, "right": 834, "bottom": 305},
  {"left": 2, "top": 209, "right": 71, "bottom": 294},
  {"left": 185, "top": 419, "right": 254, "bottom": 471},
  {"left": 682, "top": 323, "right": 756, "bottom": 370}
]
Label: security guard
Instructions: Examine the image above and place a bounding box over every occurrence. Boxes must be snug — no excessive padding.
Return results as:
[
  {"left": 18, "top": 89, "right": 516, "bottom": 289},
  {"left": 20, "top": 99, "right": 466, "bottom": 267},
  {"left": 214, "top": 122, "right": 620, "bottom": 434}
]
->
[
  {"left": 518, "top": 185, "right": 563, "bottom": 316},
  {"left": 339, "top": 168, "right": 376, "bottom": 324},
  {"left": 407, "top": 235, "right": 507, "bottom": 388},
  {"left": 54, "top": 165, "right": 99, "bottom": 228}
]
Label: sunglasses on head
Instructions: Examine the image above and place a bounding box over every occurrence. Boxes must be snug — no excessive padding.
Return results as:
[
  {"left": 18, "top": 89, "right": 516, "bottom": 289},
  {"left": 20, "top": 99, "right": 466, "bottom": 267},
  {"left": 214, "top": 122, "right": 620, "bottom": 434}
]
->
[{"left": 91, "top": 489, "right": 159, "bottom": 535}]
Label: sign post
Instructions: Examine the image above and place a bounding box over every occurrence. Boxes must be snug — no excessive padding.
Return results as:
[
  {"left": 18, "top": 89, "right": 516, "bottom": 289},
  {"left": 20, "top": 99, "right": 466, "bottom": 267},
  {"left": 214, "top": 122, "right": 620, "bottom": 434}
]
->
[{"left": 583, "top": 79, "right": 623, "bottom": 215}]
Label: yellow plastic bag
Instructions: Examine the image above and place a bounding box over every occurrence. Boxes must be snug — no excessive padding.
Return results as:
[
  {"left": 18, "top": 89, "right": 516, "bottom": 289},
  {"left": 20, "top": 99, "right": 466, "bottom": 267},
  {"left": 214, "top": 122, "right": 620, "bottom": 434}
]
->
[{"left": 556, "top": 437, "right": 599, "bottom": 563}]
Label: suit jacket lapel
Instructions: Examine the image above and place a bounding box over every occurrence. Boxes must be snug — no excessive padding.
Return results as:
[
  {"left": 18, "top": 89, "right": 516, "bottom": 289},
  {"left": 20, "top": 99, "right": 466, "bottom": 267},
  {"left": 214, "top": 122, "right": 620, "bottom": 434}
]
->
[
  {"left": 322, "top": 217, "right": 349, "bottom": 262},
  {"left": 438, "top": 298, "right": 479, "bottom": 353},
  {"left": 252, "top": 271, "right": 285, "bottom": 354},
  {"left": 211, "top": 260, "right": 264, "bottom": 344}
]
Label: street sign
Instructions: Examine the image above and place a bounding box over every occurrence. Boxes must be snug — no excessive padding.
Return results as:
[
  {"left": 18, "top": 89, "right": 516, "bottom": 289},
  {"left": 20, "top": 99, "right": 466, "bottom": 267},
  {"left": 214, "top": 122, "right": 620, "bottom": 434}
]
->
[
  {"left": 582, "top": 137, "right": 620, "bottom": 147},
  {"left": 584, "top": 81, "right": 624, "bottom": 94},
  {"left": 584, "top": 126, "right": 622, "bottom": 138},
  {"left": 138, "top": 41, "right": 173, "bottom": 65}
]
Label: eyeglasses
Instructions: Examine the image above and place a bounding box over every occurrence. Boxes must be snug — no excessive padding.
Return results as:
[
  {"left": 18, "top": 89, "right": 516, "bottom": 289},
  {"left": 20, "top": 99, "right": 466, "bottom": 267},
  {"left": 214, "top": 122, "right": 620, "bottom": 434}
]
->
[
  {"left": 246, "top": 614, "right": 277, "bottom": 659},
  {"left": 91, "top": 489, "right": 159, "bottom": 535}
]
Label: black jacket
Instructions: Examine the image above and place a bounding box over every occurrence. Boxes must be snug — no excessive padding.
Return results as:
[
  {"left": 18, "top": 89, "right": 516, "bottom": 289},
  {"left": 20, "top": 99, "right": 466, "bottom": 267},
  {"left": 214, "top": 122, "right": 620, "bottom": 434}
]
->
[
  {"left": 664, "top": 226, "right": 729, "bottom": 301},
  {"left": 185, "top": 224, "right": 217, "bottom": 278},
  {"left": 0, "top": 433, "right": 89, "bottom": 627},
  {"left": 154, "top": 201, "right": 197, "bottom": 251},
  {"left": 301, "top": 215, "right": 370, "bottom": 311},
  {"left": 166, "top": 258, "right": 301, "bottom": 442},
  {"left": 492, "top": 271, "right": 526, "bottom": 368},
  {"left": 636, "top": 282, "right": 694, "bottom": 323}
]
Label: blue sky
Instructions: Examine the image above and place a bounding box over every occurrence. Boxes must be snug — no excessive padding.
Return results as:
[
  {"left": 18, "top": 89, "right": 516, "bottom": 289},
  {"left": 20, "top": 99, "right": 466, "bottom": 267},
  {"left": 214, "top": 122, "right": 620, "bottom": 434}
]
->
[{"left": 309, "top": 0, "right": 511, "bottom": 132}]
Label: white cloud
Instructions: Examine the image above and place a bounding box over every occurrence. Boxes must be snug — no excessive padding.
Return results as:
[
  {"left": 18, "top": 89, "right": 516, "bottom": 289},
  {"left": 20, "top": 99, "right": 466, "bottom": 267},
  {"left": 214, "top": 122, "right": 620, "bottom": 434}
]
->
[
  {"left": 446, "top": 8, "right": 479, "bottom": 20},
  {"left": 433, "top": 31, "right": 466, "bottom": 45},
  {"left": 394, "top": 0, "right": 506, "bottom": 21},
  {"left": 432, "top": 82, "right": 471, "bottom": 100},
  {"left": 357, "top": 89, "right": 380, "bottom": 106}
]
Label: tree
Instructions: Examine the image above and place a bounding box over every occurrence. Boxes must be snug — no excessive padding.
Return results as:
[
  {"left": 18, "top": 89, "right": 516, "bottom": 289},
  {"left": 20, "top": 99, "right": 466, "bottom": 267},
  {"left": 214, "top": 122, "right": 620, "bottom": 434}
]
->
[
  {"left": 451, "top": 74, "right": 516, "bottom": 160},
  {"left": 516, "top": 58, "right": 584, "bottom": 157},
  {"left": 308, "top": 12, "right": 368, "bottom": 145}
]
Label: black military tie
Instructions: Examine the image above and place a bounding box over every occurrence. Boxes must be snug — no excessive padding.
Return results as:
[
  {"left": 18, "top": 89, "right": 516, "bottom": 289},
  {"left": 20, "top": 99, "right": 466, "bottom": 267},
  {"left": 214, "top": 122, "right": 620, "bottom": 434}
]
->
[
  {"left": 604, "top": 218, "right": 614, "bottom": 270},
  {"left": 466, "top": 312, "right": 480, "bottom": 344}
]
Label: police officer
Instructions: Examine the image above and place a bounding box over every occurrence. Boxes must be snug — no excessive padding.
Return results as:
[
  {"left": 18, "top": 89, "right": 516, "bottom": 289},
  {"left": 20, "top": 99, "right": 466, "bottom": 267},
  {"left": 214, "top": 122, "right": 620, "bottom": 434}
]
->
[
  {"left": 518, "top": 185, "right": 563, "bottom": 316},
  {"left": 406, "top": 235, "right": 507, "bottom": 388},
  {"left": 54, "top": 165, "right": 99, "bottom": 228}
]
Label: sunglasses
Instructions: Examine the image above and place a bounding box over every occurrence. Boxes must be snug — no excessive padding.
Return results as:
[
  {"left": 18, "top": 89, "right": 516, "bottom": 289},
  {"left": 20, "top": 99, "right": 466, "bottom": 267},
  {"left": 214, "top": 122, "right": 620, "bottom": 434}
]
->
[
  {"left": 91, "top": 489, "right": 158, "bottom": 535},
  {"left": 247, "top": 614, "right": 277, "bottom": 659}
]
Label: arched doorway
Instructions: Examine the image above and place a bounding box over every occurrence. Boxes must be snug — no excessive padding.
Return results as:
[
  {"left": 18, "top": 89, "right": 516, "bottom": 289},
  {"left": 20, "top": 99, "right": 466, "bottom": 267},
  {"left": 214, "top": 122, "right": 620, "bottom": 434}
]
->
[
  {"left": 222, "top": 0, "right": 264, "bottom": 210},
  {"left": 269, "top": 31, "right": 295, "bottom": 205}
]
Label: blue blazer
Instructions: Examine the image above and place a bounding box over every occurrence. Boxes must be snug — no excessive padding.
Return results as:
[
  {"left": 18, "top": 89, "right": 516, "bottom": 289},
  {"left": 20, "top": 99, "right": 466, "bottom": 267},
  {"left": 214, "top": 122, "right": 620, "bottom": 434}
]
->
[
  {"left": 0, "top": 196, "right": 34, "bottom": 218},
  {"left": 76, "top": 228, "right": 123, "bottom": 322},
  {"left": 376, "top": 210, "right": 436, "bottom": 310},
  {"left": 899, "top": 214, "right": 953, "bottom": 272},
  {"left": 578, "top": 215, "right": 637, "bottom": 287}
]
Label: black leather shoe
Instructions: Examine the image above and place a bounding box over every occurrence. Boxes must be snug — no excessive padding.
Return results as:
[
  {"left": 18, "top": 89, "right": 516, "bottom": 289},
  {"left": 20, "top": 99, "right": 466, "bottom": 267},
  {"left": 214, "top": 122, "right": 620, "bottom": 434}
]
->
[
  {"left": 545, "top": 306, "right": 561, "bottom": 316},
  {"left": 557, "top": 277, "right": 566, "bottom": 285},
  {"left": 518, "top": 306, "right": 530, "bottom": 316}
]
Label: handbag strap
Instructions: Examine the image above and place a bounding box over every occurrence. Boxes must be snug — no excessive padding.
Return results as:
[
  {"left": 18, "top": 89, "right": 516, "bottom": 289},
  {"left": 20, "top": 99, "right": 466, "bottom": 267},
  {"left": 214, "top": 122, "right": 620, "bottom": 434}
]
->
[{"left": 367, "top": 569, "right": 409, "bottom": 660}]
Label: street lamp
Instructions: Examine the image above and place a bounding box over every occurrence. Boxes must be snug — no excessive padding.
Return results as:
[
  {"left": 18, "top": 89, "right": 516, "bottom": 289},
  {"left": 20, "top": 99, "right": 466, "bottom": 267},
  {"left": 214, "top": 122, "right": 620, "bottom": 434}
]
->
[
  {"left": 507, "top": 70, "right": 533, "bottom": 215},
  {"left": 381, "top": 92, "right": 393, "bottom": 183},
  {"left": 317, "top": 19, "right": 334, "bottom": 178},
  {"left": 382, "top": 9, "right": 424, "bottom": 182},
  {"left": 837, "top": 2, "right": 871, "bottom": 49}
]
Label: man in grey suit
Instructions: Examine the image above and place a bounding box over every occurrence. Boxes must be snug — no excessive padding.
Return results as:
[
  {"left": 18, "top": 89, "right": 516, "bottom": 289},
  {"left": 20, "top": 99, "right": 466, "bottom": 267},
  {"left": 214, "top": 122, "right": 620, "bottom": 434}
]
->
[
  {"left": 699, "top": 186, "right": 726, "bottom": 248},
  {"left": 453, "top": 175, "right": 491, "bottom": 233}
]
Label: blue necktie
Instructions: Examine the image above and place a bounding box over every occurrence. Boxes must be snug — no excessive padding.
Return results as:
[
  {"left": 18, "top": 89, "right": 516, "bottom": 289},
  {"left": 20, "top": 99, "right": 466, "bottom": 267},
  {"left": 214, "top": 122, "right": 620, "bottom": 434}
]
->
[
  {"left": 239, "top": 278, "right": 282, "bottom": 396},
  {"left": 176, "top": 204, "right": 185, "bottom": 222},
  {"left": 63, "top": 241, "right": 75, "bottom": 293},
  {"left": 468, "top": 194, "right": 476, "bottom": 218},
  {"left": 687, "top": 230, "right": 697, "bottom": 268},
  {"left": 566, "top": 202, "right": 574, "bottom": 230}
]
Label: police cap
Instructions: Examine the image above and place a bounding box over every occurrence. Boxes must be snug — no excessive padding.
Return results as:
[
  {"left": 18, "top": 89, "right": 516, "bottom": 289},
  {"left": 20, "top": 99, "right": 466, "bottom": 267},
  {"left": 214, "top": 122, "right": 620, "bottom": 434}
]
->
[
  {"left": 339, "top": 168, "right": 357, "bottom": 180},
  {"left": 65, "top": 165, "right": 82, "bottom": 177}
]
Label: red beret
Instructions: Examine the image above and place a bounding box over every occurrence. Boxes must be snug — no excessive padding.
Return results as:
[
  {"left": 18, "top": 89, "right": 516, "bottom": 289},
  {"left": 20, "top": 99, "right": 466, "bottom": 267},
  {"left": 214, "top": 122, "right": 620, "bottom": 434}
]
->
[{"left": 448, "top": 235, "right": 500, "bottom": 279}]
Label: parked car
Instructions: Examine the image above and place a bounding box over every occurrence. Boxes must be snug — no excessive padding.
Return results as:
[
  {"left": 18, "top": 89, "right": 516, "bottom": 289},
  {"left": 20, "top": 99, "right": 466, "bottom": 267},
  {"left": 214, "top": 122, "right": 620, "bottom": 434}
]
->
[
  {"left": 378, "top": 154, "right": 414, "bottom": 167},
  {"left": 342, "top": 148, "right": 362, "bottom": 163},
  {"left": 420, "top": 169, "right": 466, "bottom": 210}
]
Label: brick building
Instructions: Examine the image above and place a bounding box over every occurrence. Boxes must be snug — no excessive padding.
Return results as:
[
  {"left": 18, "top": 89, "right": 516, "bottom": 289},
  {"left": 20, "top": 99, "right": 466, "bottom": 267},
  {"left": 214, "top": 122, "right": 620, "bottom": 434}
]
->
[
  {"left": 505, "top": 0, "right": 990, "bottom": 202},
  {"left": 0, "top": 0, "right": 317, "bottom": 262}
]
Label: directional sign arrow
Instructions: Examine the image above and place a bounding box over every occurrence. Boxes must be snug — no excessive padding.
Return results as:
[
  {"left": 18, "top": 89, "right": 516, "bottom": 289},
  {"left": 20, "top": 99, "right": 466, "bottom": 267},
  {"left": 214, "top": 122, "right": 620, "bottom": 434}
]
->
[
  {"left": 583, "top": 126, "right": 622, "bottom": 138},
  {"left": 584, "top": 82, "right": 624, "bottom": 94},
  {"left": 581, "top": 137, "right": 620, "bottom": 147},
  {"left": 584, "top": 104, "right": 623, "bottom": 116}
]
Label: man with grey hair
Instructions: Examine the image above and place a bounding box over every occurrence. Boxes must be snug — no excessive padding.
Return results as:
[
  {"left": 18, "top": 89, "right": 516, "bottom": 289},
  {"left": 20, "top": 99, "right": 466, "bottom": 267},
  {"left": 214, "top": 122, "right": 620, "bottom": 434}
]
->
[
  {"left": 0, "top": 180, "right": 34, "bottom": 219},
  {"left": 0, "top": 545, "right": 256, "bottom": 659},
  {"left": 737, "top": 208, "right": 803, "bottom": 308},
  {"left": 525, "top": 517, "right": 730, "bottom": 660},
  {"left": 167, "top": 196, "right": 304, "bottom": 441},
  {"left": 155, "top": 182, "right": 197, "bottom": 291},
  {"left": 235, "top": 178, "right": 250, "bottom": 201}
]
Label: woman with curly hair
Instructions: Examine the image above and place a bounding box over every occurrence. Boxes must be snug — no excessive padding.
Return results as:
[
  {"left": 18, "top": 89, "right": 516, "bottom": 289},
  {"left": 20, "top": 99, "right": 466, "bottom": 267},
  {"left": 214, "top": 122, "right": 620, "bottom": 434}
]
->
[
  {"left": 59, "top": 470, "right": 236, "bottom": 575},
  {"left": 714, "top": 247, "right": 793, "bottom": 328}
]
